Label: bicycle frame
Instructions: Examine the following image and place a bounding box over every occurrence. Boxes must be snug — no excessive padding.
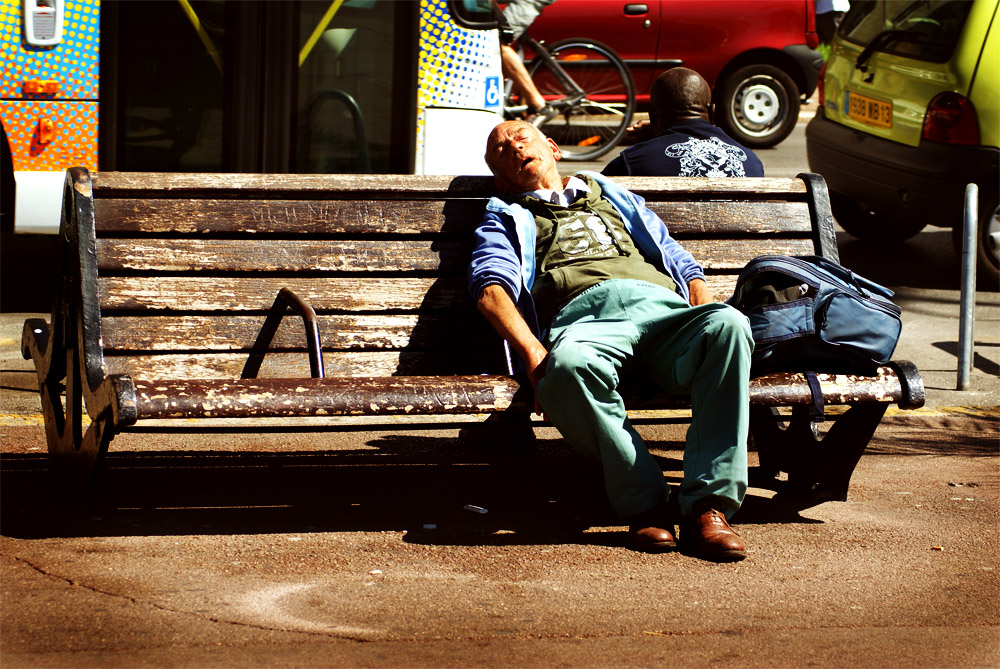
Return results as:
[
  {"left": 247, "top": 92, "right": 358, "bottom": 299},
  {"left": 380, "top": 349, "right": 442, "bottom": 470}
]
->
[
  {"left": 503, "top": 33, "right": 586, "bottom": 116},
  {"left": 502, "top": 30, "right": 636, "bottom": 160}
]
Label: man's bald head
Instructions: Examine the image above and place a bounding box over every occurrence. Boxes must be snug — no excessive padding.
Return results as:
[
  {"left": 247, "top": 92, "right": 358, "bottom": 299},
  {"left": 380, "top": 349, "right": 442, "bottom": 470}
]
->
[{"left": 649, "top": 68, "right": 714, "bottom": 132}]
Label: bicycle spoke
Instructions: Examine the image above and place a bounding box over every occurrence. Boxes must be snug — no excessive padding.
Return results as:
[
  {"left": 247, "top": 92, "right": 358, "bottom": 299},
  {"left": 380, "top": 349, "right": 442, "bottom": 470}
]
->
[
  {"left": 578, "top": 101, "right": 626, "bottom": 117},
  {"left": 524, "top": 38, "right": 635, "bottom": 161}
]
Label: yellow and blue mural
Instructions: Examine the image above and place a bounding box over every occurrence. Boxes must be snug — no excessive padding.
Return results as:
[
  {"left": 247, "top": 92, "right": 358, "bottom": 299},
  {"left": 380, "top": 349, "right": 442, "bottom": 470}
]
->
[{"left": 415, "top": 0, "right": 501, "bottom": 171}]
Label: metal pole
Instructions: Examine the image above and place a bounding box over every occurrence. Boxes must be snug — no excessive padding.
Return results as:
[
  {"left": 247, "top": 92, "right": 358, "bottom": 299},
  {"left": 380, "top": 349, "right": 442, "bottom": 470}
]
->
[{"left": 957, "top": 183, "right": 978, "bottom": 390}]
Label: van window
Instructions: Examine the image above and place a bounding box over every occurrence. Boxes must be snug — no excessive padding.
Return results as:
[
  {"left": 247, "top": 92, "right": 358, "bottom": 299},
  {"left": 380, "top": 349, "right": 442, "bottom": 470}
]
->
[
  {"left": 449, "top": 0, "right": 497, "bottom": 29},
  {"left": 838, "top": 0, "right": 972, "bottom": 63}
]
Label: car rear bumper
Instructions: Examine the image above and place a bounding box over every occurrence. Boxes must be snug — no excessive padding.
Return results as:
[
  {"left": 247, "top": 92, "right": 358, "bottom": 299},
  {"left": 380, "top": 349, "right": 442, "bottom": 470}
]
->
[{"left": 806, "top": 108, "right": 1000, "bottom": 227}]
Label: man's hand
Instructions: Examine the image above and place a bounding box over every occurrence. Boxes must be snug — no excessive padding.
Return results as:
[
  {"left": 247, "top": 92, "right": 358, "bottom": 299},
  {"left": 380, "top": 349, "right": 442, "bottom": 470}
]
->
[
  {"left": 525, "top": 351, "right": 550, "bottom": 415},
  {"left": 625, "top": 118, "right": 655, "bottom": 142},
  {"left": 688, "top": 278, "right": 715, "bottom": 306}
]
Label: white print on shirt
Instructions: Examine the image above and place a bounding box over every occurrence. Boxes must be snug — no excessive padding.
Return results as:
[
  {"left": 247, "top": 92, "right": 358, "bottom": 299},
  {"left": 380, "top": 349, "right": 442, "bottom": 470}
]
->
[
  {"left": 664, "top": 136, "right": 748, "bottom": 177},
  {"left": 556, "top": 214, "right": 624, "bottom": 257}
]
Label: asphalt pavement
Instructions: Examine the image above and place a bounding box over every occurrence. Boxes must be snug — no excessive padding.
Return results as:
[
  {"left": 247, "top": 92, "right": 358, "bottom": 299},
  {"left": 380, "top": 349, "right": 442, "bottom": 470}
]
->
[{"left": 1, "top": 106, "right": 998, "bottom": 667}]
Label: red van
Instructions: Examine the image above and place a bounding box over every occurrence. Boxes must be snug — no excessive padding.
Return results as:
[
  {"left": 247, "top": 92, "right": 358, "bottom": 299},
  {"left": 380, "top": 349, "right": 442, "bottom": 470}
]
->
[{"left": 526, "top": 0, "right": 822, "bottom": 148}]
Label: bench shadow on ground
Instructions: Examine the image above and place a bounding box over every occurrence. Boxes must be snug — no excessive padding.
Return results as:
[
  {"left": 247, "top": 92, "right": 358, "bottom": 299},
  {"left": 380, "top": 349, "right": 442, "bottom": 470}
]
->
[{"left": 0, "top": 429, "right": 837, "bottom": 542}]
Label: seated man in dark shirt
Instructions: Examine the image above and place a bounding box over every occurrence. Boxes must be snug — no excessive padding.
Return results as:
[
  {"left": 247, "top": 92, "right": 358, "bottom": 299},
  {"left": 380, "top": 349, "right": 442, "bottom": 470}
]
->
[{"left": 603, "top": 68, "right": 764, "bottom": 178}]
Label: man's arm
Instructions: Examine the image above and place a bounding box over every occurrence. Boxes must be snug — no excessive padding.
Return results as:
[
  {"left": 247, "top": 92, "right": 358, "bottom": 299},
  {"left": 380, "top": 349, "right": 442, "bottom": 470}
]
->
[
  {"left": 601, "top": 153, "right": 628, "bottom": 176},
  {"left": 476, "top": 284, "right": 549, "bottom": 411}
]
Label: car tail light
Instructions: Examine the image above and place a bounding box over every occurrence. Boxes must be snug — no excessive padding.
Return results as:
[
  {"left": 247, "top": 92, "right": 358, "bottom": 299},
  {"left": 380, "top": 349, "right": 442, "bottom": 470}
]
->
[
  {"left": 816, "top": 62, "right": 826, "bottom": 107},
  {"left": 806, "top": 31, "right": 819, "bottom": 50},
  {"left": 922, "top": 92, "right": 979, "bottom": 145}
]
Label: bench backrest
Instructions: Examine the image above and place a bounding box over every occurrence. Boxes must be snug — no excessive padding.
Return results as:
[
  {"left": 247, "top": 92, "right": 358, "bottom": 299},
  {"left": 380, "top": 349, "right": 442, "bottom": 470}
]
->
[{"left": 73, "top": 171, "right": 835, "bottom": 381}]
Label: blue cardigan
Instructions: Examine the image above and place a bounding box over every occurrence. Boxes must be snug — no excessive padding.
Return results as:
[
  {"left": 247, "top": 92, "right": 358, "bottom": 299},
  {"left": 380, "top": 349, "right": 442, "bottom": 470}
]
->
[{"left": 467, "top": 171, "right": 705, "bottom": 338}]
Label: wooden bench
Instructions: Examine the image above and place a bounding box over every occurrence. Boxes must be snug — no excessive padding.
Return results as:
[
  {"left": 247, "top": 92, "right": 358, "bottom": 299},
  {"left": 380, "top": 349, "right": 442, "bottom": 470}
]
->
[{"left": 22, "top": 168, "right": 924, "bottom": 502}]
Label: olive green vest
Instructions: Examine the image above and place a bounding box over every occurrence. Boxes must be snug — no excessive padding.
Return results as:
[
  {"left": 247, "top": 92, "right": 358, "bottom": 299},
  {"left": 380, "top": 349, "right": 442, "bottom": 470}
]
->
[{"left": 518, "top": 176, "right": 677, "bottom": 325}]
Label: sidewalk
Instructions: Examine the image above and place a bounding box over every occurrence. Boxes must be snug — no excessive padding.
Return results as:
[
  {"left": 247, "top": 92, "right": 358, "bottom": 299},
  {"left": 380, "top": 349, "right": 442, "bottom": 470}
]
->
[
  {"left": 2, "top": 307, "right": 999, "bottom": 667},
  {"left": 1, "top": 413, "right": 997, "bottom": 667}
]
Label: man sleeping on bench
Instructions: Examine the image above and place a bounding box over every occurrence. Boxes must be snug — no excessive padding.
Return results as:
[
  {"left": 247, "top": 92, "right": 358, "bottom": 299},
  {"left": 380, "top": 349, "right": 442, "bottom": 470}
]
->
[{"left": 467, "top": 120, "right": 754, "bottom": 562}]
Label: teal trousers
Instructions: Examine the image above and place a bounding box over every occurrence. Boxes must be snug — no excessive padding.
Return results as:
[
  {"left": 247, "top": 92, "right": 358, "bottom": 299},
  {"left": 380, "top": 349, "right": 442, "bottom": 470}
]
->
[{"left": 535, "top": 279, "right": 752, "bottom": 520}]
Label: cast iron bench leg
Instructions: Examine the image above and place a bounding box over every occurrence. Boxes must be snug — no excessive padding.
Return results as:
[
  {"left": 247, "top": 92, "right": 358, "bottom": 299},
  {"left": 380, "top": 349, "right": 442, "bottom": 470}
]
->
[
  {"left": 750, "top": 403, "right": 888, "bottom": 504},
  {"left": 23, "top": 316, "right": 113, "bottom": 494}
]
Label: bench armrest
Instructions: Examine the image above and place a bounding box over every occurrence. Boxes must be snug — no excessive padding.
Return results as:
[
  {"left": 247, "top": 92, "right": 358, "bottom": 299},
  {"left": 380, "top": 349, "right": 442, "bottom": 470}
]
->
[{"left": 242, "top": 288, "right": 325, "bottom": 379}]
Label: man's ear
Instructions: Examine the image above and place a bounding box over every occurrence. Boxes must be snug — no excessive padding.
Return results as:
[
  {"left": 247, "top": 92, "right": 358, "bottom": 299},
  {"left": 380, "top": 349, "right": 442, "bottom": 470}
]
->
[
  {"left": 707, "top": 102, "right": 716, "bottom": 124},
  {"left": 547, "top": 136, "right": 562, "bottom": 162}
]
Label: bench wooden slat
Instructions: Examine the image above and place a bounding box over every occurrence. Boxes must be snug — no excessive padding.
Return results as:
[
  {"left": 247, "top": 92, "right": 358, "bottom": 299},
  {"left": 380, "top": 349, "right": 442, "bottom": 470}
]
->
[
  {"left": 93, "top": 199, "right": 485, "bottom": 235},
  {"left": 92, "top": 172, "right": 809, "bottom": 198},
  {"left": 616, "top": 176, "right": 808, "bottom": 198},
  {"left": 95, "top": 237, "right": 813, "bottom": 274},
  {"left": 107, "top": 351, "right": 497, "bottom": 379},
  {"left": 686, "top": 239, "right": 815, "bottom": 269},
  {"left": 93, "top": 198, "right": 813, "bottom": 236},
  {"left": 98, "top": 277, "right": 468, "bottom": 312},
  {"left": 128, "top": 366, "right": 904, "bottom": 421},
  {"left": 706, "top": 276, "right": 738, "bottom": 299},
  {"left": 98, "top": 275, "right": 742, "bottom": 312},
  {"left": 96, "top": 238, "right": 472, "bottom": 273},
  {"left": 101, "top": 314, "right": 491, "bottom": 352},
  {"left": 132, "top": 376, "right": 529, "bottom": 418},
  {"left": 652, "top": 201, "right": 812, "bottom": 235},
  {"left": 92, "top": 173, "right": 499, "bottom": 198}
]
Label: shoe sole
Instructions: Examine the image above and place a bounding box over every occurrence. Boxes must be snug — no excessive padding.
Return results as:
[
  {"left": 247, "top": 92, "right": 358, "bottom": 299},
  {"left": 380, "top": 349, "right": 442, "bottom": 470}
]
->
[{"left": 629, "top": 539, "right": 677, "bottom": 553}]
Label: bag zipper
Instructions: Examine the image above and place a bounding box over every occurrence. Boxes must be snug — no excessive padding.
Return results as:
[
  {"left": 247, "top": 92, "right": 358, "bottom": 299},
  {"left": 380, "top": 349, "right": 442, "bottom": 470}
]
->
[{"left": 736, "top": 255, "right": 897, "bottom": 306}]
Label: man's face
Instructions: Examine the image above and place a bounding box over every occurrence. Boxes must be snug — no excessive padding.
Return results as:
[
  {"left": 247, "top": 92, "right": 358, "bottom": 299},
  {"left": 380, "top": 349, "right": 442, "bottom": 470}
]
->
[{"left": 486, "top": 121, "right": 562, "bottom": 193}]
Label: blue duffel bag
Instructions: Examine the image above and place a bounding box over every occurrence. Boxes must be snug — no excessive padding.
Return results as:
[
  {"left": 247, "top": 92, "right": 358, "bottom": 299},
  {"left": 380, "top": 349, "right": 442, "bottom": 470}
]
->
[{"left": 728, "top": 255, "right": 902, "bottom": 375}]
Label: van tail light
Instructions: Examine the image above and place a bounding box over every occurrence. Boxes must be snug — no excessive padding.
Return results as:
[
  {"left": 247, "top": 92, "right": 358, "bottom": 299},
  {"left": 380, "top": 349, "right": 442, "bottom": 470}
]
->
[
  {"left": 922, "top": 92, "right": 979, "bottom": 145},
  {"left": 816, "top": 62, "right": 826, "bottom": 107}
]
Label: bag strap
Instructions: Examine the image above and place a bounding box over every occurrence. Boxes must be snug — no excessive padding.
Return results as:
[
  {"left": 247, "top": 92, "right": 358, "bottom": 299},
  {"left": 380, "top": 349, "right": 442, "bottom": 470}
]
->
[{"left": 805, "top": 370, "right": 825, "bottom": 423}]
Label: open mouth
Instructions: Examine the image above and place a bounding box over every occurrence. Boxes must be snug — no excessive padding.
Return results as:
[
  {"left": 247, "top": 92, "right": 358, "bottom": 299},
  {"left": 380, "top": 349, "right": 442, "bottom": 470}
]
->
[{"left": 520, "top": 157, "right": 534, "bottom": 170}]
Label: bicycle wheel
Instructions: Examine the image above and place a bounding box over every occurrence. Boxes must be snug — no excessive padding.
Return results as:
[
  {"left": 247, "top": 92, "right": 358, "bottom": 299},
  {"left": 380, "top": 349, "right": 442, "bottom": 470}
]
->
[{"left": 527, "top": 38, "right": 635, "bottom": 161}]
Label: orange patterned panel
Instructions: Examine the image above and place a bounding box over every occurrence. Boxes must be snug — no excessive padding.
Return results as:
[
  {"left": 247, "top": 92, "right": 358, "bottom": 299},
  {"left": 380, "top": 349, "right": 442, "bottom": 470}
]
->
[{"left": 0, "top": 100, "right": 98, "bottom": 171}]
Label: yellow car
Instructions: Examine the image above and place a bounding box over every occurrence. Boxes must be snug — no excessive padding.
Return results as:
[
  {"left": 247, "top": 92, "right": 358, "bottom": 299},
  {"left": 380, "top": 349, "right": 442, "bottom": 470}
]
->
[{"left": 806, "top": 0, "right": 999, "bottom": 286}]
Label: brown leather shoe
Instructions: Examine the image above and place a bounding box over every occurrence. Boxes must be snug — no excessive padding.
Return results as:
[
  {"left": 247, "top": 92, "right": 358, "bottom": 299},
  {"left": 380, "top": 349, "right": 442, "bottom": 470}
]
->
[
  {"left": 680, "top": 507, "right": 746, "bottom": 562},
  {"left": 626, "top": 503, "right": 677, "bottom": 552}
]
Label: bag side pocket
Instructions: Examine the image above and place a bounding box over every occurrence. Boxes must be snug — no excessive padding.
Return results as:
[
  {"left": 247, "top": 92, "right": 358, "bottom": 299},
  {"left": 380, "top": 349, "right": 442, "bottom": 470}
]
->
[
  {"left": 818, "top": 292, "right": 903, "bottom": 363},
  {"left": 748, "top": 297, "right": 815, "bottom": 344}
]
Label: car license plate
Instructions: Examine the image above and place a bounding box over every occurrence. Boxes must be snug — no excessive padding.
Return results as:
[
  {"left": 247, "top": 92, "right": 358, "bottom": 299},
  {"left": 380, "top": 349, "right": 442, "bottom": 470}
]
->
[{"left": 846, "top": 91, "right": 892, "bottom": 129}]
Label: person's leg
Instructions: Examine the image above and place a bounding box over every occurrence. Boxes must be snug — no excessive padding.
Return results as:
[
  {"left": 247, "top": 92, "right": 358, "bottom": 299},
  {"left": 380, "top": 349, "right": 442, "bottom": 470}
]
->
[
  {"left": 535, "top": 283, "right": 669, "bottom": 519},
  {"left": 627, "top": 290, "right": 753, "bottom": 520},
  {"left": 500, "top": 44, "right": 546, "bottom": 111}
]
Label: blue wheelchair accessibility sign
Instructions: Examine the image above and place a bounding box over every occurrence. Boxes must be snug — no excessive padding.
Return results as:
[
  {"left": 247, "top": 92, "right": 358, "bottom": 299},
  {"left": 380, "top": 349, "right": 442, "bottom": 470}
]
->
[{"left": 484, "top": 76, "right": 501, "bottom": 110}]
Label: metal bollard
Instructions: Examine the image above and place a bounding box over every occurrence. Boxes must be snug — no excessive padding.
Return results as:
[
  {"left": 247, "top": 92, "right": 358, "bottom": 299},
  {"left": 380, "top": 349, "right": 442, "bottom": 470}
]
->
[{"left": 957, "top": 183, "right": 977, "bottom": 390}]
